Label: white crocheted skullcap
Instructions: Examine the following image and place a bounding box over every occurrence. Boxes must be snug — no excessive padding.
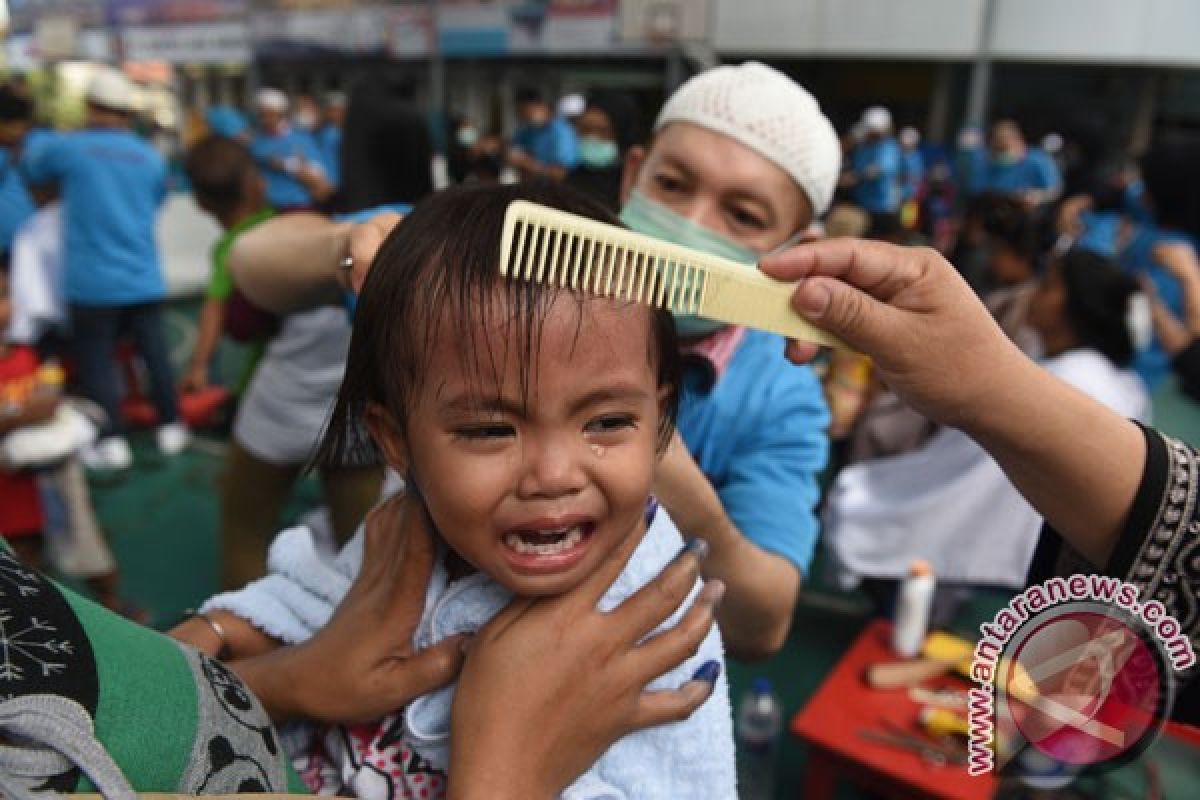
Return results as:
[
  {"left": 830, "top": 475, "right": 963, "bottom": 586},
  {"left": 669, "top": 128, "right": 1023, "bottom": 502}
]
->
[
  {"left": 255, "top": 87, "right": 289, "bottom": 113},
  {"left": 654, "top": 61, "right": 841, "bottom": 214},
  {"left": 861, "top": 106, "right": 892, "bottom": 133}
]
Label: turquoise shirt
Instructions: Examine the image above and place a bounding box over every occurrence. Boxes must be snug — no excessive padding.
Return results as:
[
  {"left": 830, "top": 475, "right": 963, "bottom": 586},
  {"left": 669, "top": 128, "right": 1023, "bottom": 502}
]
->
[
  {"left": 0, "top": 148, "right": 34, "bottom": 255},
  {"left": 512, "top": 117, "right": 579, "bottom": 170},
  {"left": 315, "top": 124, "right": 341, "bottom": 187},
  {"left": 677, "top": 330, "right": 830, "bottom": 574},
  {"left": 249, "top": 127, "right": 325, "bottom": 209},
  {"left": 23, "top": 128, "right": 166, "bottom": 305},
  {"left": 851, "top": 137, "right": 903, "bottom": 213}
]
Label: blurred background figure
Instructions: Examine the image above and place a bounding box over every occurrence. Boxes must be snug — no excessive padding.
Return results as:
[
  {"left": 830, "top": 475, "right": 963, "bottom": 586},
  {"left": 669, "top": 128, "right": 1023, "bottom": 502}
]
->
[
  {"left": 897, "top": 126, "right": 924, "bottom": 230},
  {"left": 315, "top": 91, "right": 345, "bottom": 187},
  {"left": 960, "top": 118, "right": 1061, "bottom": 207},
  {"left": 23, "top": 68, "right": 185, "bottom": 471},
  {"left": 508, "top": 86, "right": 578, "bottom": 181},
  {"left": 565, "top": 90, "right": 641, "bottom": 211},
  {"left": 847, "top": 106, "right": 902, "bottom": 237},
  {"left": 249, "top": 87, "right": 330, "bottom": 210}
]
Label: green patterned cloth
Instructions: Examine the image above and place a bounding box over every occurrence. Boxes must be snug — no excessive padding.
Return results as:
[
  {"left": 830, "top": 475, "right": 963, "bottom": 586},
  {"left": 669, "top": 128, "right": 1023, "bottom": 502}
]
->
[{"left": 0, "top": 543, "right": 305, "bottom": 795}]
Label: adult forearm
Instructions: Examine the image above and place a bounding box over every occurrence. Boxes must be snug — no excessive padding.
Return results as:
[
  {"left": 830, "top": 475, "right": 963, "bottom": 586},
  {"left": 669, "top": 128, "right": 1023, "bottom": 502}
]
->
[
  {"left": 958, "top": 350, "right": 1145, "bottom": 567},
  {"left": 228, "top": 213, "right": 349, "bottom": 313},
  {"left": 689, "top": 515, "right": 797, "bottom": 660}
]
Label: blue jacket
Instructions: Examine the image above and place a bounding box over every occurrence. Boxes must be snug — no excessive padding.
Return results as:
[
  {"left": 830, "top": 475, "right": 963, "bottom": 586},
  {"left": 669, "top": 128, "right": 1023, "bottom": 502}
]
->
[{"left": 677, "top": 330, "right": 830, "bottom": 574}]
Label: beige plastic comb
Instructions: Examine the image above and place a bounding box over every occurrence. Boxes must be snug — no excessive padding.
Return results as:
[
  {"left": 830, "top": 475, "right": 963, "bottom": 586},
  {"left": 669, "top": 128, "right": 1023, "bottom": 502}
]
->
[{"left": 499, "top": 200, "right": 847, "bottom": 349}]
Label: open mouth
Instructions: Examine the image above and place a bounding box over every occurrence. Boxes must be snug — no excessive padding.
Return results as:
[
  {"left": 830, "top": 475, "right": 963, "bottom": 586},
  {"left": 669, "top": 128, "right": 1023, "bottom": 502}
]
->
[
  {"left": 502, "top": 524, "right": 588, "bottom": 555},
  {"left": 500, "top": 520, "right": 596, "bottom": 573}
]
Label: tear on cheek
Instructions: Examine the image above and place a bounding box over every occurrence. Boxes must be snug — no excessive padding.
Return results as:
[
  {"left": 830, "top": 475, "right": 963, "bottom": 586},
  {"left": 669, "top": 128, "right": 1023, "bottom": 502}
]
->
[{"left": 591, "top": 443, "right": 607, "bottom": 458}]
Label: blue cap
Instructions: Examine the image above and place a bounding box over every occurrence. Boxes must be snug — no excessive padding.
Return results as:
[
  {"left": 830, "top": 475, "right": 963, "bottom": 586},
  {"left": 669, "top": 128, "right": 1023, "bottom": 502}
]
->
[
  {"left": 752, "top": 677, "right": 772, "bottom": 694},
  {"left": 206, "top": 106, "right": 250, "bottom": 139}
]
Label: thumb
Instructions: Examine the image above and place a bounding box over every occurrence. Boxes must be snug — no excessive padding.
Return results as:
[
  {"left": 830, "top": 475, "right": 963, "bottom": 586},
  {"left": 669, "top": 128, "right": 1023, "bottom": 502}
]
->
[
  {"left": 390, "top": 634, "right": 469, "bottom": 701},
  {"left": 791, "top": 276, "right": 899, "bottom": 355}
]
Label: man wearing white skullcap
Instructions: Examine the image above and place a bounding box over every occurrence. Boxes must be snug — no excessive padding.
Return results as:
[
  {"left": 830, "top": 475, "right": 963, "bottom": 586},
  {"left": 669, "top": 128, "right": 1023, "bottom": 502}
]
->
[
  {"left": 847, "top": 105, "right": 903, "bottom": 229},
  {"left": 617, "top": 61, "right": 839, "bottom": 659},
  {"left": 209, "top": 61, "right": 839, "bottom": 660},
  {"left": 250, "top": 87, "right": 329, "bottom": 209}
]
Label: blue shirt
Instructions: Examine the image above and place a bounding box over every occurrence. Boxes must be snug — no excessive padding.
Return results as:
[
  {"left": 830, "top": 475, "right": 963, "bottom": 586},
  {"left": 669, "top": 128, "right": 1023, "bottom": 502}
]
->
[
  {"left": 206, "top": 106, "right": 250, "bottom": 139},
  {"left": 315, "top": 125, "right": 341, "bottom": 187},
  {"left": 0, "top": 148, "right": 34, "bottom": 255},
  {"left": 1119, "top": 225, "right": 1192, "bottom": 390},
  {"left": 900, "top": 148, "right": 925, "bottom": 203},
  {"left": 250, "top": 127, "right": 325, "bottom": 209},
  {"left": 851, "top": 137, "right": 903, "bottom": 213},
  {"left": 676, "top": 330, "right": 830, "bottom": 574},
  {"left": 512, "top": 117, "right": 579, "bottom": 170},
  {"left": 23, "top": 128, "right": 166, "bottom": 305},
  {"left": 976, "top": 149, "right": 1060, "bottom": 197}
]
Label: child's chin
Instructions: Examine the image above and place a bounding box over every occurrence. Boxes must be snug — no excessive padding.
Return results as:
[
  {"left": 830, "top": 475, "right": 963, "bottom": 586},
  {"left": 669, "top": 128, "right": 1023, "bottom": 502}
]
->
[{"left": 497, "top": 571, "right": 589, "bottom": 597}]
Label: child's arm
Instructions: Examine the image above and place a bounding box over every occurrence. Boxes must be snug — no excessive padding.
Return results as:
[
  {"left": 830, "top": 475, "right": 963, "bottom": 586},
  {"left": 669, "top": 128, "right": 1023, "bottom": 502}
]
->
[
  {"left": 181, "top": 297, "right": 227, "bottom": 392},
  {"left": 0, "top": 386, "right": 59, "bottom": 435}
]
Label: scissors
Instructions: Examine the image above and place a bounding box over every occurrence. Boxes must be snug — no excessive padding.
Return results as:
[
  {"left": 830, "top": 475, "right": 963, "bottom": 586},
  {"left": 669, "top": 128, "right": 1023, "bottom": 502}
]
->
[{"left": 858, "top": 723, "right": 968, "bottom": 767}]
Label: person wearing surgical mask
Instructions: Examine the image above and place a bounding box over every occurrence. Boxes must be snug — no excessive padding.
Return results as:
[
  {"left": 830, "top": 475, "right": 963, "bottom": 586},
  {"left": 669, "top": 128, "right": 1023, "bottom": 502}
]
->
[
  {"left": 614, "top": 62, "right": 840, "bottom": 659},
  {"left": 566, "top": 90, "right": 641, "bottom": 211},
  {"left": 219, "top": 62, "right": 840, "bottom": 661},
  {"left": 508, "top": 87, "right": 578, "bottom": 181},
  {"left": 970, "top": 119, "right": 1062, "bottom": 208},
  {"left": 291, "top": 94, "right": 320, "bottom": 133}
]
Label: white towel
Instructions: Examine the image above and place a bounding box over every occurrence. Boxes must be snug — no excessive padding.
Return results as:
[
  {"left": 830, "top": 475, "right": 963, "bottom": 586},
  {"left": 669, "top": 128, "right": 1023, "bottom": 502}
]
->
[{"left": 204, "top": 503, "right": 735, "bottom": 799}]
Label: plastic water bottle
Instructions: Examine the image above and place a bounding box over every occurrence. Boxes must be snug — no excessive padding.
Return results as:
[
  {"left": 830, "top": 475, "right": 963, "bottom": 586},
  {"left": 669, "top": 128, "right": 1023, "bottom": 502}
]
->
[
  {"left": 893, "top": 559, "right": 936, "bottom": 658},
  {"left": 736, "top": 677, "right": 783, "bottom": 800}
]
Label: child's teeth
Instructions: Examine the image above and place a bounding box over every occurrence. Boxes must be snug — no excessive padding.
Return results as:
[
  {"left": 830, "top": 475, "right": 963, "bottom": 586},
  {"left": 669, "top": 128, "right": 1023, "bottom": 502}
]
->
[{"left": 504, "top": 525, "right": 586, "bottom": 556}]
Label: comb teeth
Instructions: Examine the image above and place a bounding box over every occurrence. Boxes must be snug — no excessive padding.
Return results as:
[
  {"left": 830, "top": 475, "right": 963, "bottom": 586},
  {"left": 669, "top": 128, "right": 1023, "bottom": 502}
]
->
[{"left": 504, "top": 211, "right": 707, "bottom": 315}]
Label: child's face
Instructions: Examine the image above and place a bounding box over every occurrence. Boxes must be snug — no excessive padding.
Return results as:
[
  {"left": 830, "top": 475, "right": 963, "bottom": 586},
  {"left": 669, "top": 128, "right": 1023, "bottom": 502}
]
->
[{"left": 373, "top": 292, "right": 665, "bottom": 596}]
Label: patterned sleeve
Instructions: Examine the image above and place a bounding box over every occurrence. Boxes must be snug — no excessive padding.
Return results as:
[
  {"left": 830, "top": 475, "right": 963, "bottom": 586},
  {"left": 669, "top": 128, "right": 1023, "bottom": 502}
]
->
[{"left": 1105, "top": 424, "right": 1200, "bottom": 650}]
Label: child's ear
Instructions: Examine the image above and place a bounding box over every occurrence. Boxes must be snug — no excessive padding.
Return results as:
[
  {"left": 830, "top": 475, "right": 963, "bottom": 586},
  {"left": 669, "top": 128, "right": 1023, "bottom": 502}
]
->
[
  {"left": 654, "top": 384, "right": 672, "bottom": 457},
  {"left": 364, "top": 403, "right": 409, "bottom": 473}
]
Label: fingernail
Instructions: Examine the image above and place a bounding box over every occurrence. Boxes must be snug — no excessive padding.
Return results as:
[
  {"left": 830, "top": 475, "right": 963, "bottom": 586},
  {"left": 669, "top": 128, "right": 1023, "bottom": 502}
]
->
[
  {"left": 795, "top": 280, "right": 831, "bottom": 317},
  {"left": 691, "top": 659, "right": 721, "bottom": 684},
  {"left": 680, "top": 537, "right": 709, "bottom": 561},
  {"left": 699, "top": 579, "right": 726, "bottom": 607}
]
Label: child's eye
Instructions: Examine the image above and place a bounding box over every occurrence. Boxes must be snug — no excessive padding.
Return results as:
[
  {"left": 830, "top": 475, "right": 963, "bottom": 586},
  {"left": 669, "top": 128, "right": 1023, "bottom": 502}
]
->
[
  {"left": 455, "top": 424, "right": 515, "bottom": 440},
  {"left": 586, "top": 414, "right": 636, "bottom": 435}
]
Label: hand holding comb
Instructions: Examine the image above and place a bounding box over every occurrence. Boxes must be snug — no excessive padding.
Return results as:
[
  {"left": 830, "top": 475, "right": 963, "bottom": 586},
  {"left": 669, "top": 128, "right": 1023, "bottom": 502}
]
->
[{"left": 499, "top": 200, "right": 848, "bottom": 349}]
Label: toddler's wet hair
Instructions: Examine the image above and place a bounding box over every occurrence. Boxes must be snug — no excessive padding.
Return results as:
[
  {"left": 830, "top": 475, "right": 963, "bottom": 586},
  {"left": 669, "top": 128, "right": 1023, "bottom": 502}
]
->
[{"left": 317, "top": 181, "right": 681, "bottom": 468}]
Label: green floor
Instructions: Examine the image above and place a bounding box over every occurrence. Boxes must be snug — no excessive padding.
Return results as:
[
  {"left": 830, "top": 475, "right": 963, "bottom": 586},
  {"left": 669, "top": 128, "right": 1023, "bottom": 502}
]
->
[{"left": 79, "top": 299, "right": 1200, "bottom": 798}]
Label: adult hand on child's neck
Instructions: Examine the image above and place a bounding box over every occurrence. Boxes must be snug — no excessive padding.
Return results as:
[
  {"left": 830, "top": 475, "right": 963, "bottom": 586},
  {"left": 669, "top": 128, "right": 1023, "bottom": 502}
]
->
[{"left": 232, "top": 494, "right": 469, "bottom": 723}]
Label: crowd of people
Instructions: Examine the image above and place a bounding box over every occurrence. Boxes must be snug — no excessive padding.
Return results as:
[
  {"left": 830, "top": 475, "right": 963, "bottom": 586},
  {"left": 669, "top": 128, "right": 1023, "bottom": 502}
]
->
[{"left": 0, "top": 58, "right": 1198, "bottom": 796}]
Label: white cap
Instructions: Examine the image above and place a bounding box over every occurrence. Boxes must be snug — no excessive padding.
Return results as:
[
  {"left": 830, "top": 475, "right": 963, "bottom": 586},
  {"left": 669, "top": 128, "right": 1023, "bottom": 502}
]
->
[
  {"left": 255, "top": 87, "right": 289, "bottom": 114},
  {"left": 899, "top": 126, "right": 920, "bottom": 148},
  {"left": 86, "top": 68, "right": 139, "bottom": 113},
  {"left": 655, "top": 61, "right": 841, "bottom": 214},
  {"left": 557, "top": 93, "right": 585, "bottom": 118},
  {"left": 862, "top": 106, "right": 892, "bottom": 134}
]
